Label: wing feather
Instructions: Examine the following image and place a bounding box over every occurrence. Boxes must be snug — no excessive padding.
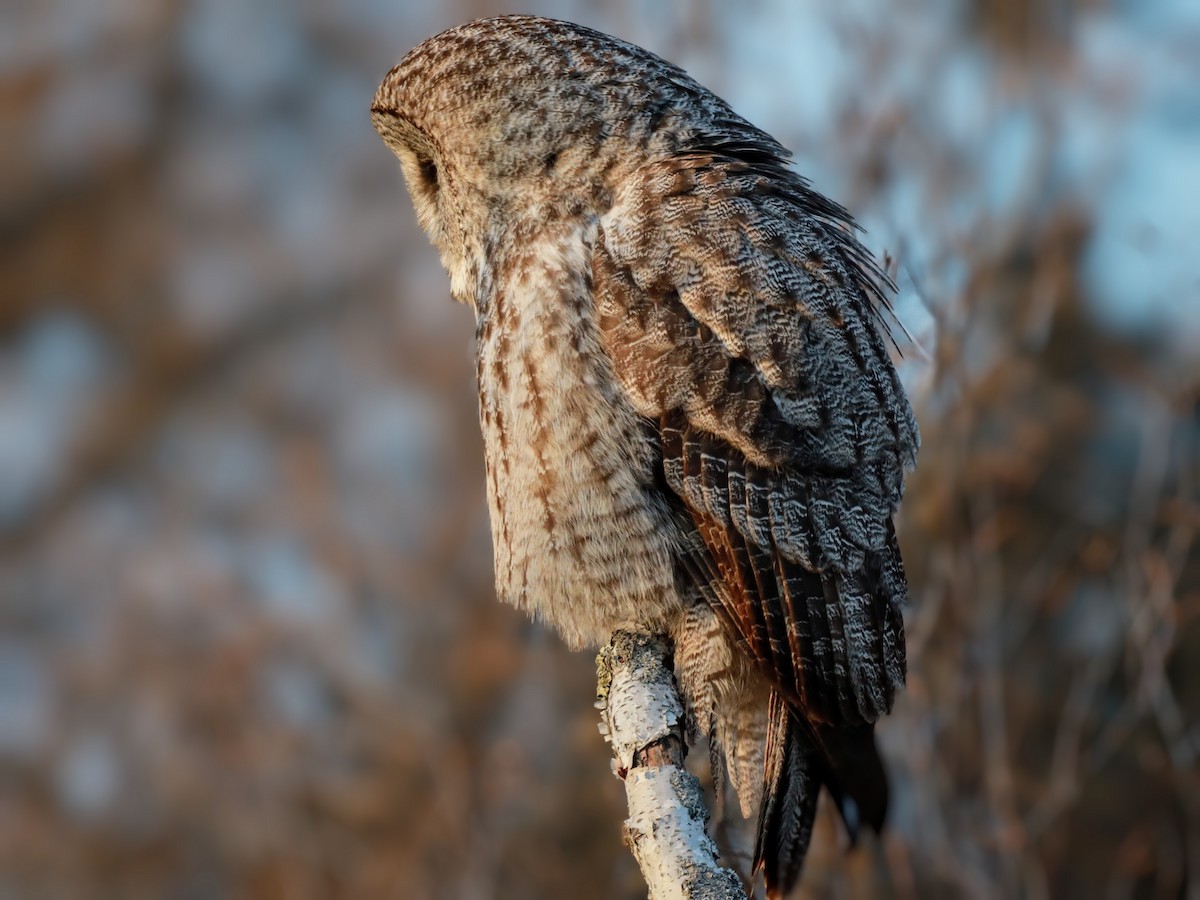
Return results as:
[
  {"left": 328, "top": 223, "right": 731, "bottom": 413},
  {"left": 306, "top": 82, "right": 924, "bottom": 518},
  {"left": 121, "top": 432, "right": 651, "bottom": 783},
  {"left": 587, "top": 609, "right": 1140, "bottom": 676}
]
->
[{"left": 594, "top": 148, "right": 917, "bottom": 727}]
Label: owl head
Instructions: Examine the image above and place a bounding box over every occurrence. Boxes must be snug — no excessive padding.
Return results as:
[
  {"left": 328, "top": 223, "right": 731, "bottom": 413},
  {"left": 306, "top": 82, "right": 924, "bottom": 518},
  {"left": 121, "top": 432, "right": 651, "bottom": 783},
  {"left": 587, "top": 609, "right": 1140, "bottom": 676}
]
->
[{"left": 370, "top": 15, "right": 782, "bottom": 307}]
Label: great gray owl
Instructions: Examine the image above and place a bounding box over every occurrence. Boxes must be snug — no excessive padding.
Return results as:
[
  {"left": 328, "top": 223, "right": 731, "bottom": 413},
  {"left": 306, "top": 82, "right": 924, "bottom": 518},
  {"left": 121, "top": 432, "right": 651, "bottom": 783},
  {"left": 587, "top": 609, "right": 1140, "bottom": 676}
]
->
[{"left": 371, "top": 15, "right": 918, "bottom": 896}]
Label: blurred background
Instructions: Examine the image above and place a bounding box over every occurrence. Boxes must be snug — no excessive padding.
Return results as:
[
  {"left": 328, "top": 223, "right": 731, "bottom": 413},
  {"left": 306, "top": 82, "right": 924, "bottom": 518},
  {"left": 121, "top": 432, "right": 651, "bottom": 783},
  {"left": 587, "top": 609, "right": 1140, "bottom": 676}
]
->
[{"left": 1, "top": 0, "right": 1197, "bottom": 897}]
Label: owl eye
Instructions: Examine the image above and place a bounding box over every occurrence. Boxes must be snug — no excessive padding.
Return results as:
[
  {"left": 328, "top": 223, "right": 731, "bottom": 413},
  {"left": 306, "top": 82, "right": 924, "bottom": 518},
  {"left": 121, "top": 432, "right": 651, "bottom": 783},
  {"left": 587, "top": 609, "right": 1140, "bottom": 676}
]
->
[{"left": 418, "top": 157, "right": 438, "bottom": 191}]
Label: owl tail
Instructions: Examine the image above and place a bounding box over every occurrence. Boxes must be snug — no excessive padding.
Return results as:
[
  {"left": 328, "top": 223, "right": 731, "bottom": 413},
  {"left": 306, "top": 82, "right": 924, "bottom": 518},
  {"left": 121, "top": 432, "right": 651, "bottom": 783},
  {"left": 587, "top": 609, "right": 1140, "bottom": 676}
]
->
[{"left": 753, "top": 691, "right": 888, "bottom": 898}]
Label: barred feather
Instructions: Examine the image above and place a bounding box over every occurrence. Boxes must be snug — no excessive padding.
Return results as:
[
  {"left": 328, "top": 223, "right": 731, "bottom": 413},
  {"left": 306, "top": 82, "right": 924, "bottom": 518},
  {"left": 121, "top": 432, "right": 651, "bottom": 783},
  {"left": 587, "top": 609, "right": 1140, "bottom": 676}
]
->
[
  {"left": 596, "top": 145, "right": 917, "bottom": 894},
  {"left": 373, "top": 16, "right": 919, "bottom": 896}
]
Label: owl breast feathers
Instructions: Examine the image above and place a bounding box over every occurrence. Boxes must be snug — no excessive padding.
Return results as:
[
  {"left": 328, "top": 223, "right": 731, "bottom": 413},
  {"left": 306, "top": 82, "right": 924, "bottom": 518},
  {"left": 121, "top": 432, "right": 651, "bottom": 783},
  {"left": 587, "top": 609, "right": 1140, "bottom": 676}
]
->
[{"left": 372, "top": 15, "right": 918, "bottom": 897}]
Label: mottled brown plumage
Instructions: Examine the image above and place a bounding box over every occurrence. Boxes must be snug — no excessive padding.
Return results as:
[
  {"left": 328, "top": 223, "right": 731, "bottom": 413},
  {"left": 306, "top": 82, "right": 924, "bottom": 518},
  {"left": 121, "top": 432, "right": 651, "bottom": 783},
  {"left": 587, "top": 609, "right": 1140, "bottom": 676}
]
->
[{"left": 371, "top": 16, "right": 918, "bottom": 896}]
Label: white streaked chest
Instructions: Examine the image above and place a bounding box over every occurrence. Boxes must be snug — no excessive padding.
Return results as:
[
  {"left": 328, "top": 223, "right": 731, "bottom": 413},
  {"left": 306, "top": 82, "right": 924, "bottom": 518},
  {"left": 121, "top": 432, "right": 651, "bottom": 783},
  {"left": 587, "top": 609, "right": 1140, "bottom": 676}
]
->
[{"left": 473, "top": 224, "right": 682, "bottom": 647}]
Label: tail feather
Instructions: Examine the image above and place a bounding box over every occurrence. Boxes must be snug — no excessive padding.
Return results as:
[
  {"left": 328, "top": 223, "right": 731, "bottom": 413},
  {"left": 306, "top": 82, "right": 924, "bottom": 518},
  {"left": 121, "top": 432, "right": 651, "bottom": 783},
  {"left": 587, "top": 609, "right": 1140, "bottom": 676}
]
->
[
  {"left": 753, "top": 692, "right": 888, "bottom": 897},
  {"left": 813, "top": 719, "right": 889, "bottom": 838},
  {"left": 754, "top": 692, "right": 819, "bottom": 898}
]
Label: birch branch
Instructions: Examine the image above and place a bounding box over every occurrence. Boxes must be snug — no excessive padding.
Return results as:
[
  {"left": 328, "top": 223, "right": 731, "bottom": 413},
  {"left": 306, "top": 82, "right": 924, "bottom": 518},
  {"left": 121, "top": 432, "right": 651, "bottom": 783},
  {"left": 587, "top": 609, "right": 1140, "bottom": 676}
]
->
[{"left": 596, "top": 630, "right": 746, "bottom": 900}]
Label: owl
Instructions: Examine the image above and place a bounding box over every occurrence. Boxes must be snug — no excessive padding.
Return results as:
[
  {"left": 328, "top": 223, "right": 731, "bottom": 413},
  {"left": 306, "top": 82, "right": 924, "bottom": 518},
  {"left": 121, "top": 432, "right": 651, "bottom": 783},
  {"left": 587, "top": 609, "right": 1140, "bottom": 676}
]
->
[{"left": 371, "top": 16, "right": 918, "bottom": 897}]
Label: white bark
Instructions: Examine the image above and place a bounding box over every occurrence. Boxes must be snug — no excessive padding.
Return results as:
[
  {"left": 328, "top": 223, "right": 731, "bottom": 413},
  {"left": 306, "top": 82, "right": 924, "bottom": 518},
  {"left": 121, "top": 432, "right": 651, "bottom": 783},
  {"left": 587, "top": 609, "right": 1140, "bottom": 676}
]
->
[{"left": 596, "top": 630, "right": 746, "bottom": 900}]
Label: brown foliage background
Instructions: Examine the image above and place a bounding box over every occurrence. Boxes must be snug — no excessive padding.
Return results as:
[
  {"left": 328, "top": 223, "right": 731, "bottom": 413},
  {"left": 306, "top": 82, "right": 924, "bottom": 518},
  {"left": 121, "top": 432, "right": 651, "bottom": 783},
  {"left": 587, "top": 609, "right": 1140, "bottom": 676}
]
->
[{"left": 1, "top": 1, "right": 1196, "bottom": 898}]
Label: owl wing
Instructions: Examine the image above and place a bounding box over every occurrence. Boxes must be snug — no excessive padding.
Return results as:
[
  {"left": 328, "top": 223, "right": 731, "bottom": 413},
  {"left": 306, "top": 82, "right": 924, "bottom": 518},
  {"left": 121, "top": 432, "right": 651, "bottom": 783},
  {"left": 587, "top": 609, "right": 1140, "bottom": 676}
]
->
[{"left": 594, "top": 147, "right": 918, "bottom": 730}]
